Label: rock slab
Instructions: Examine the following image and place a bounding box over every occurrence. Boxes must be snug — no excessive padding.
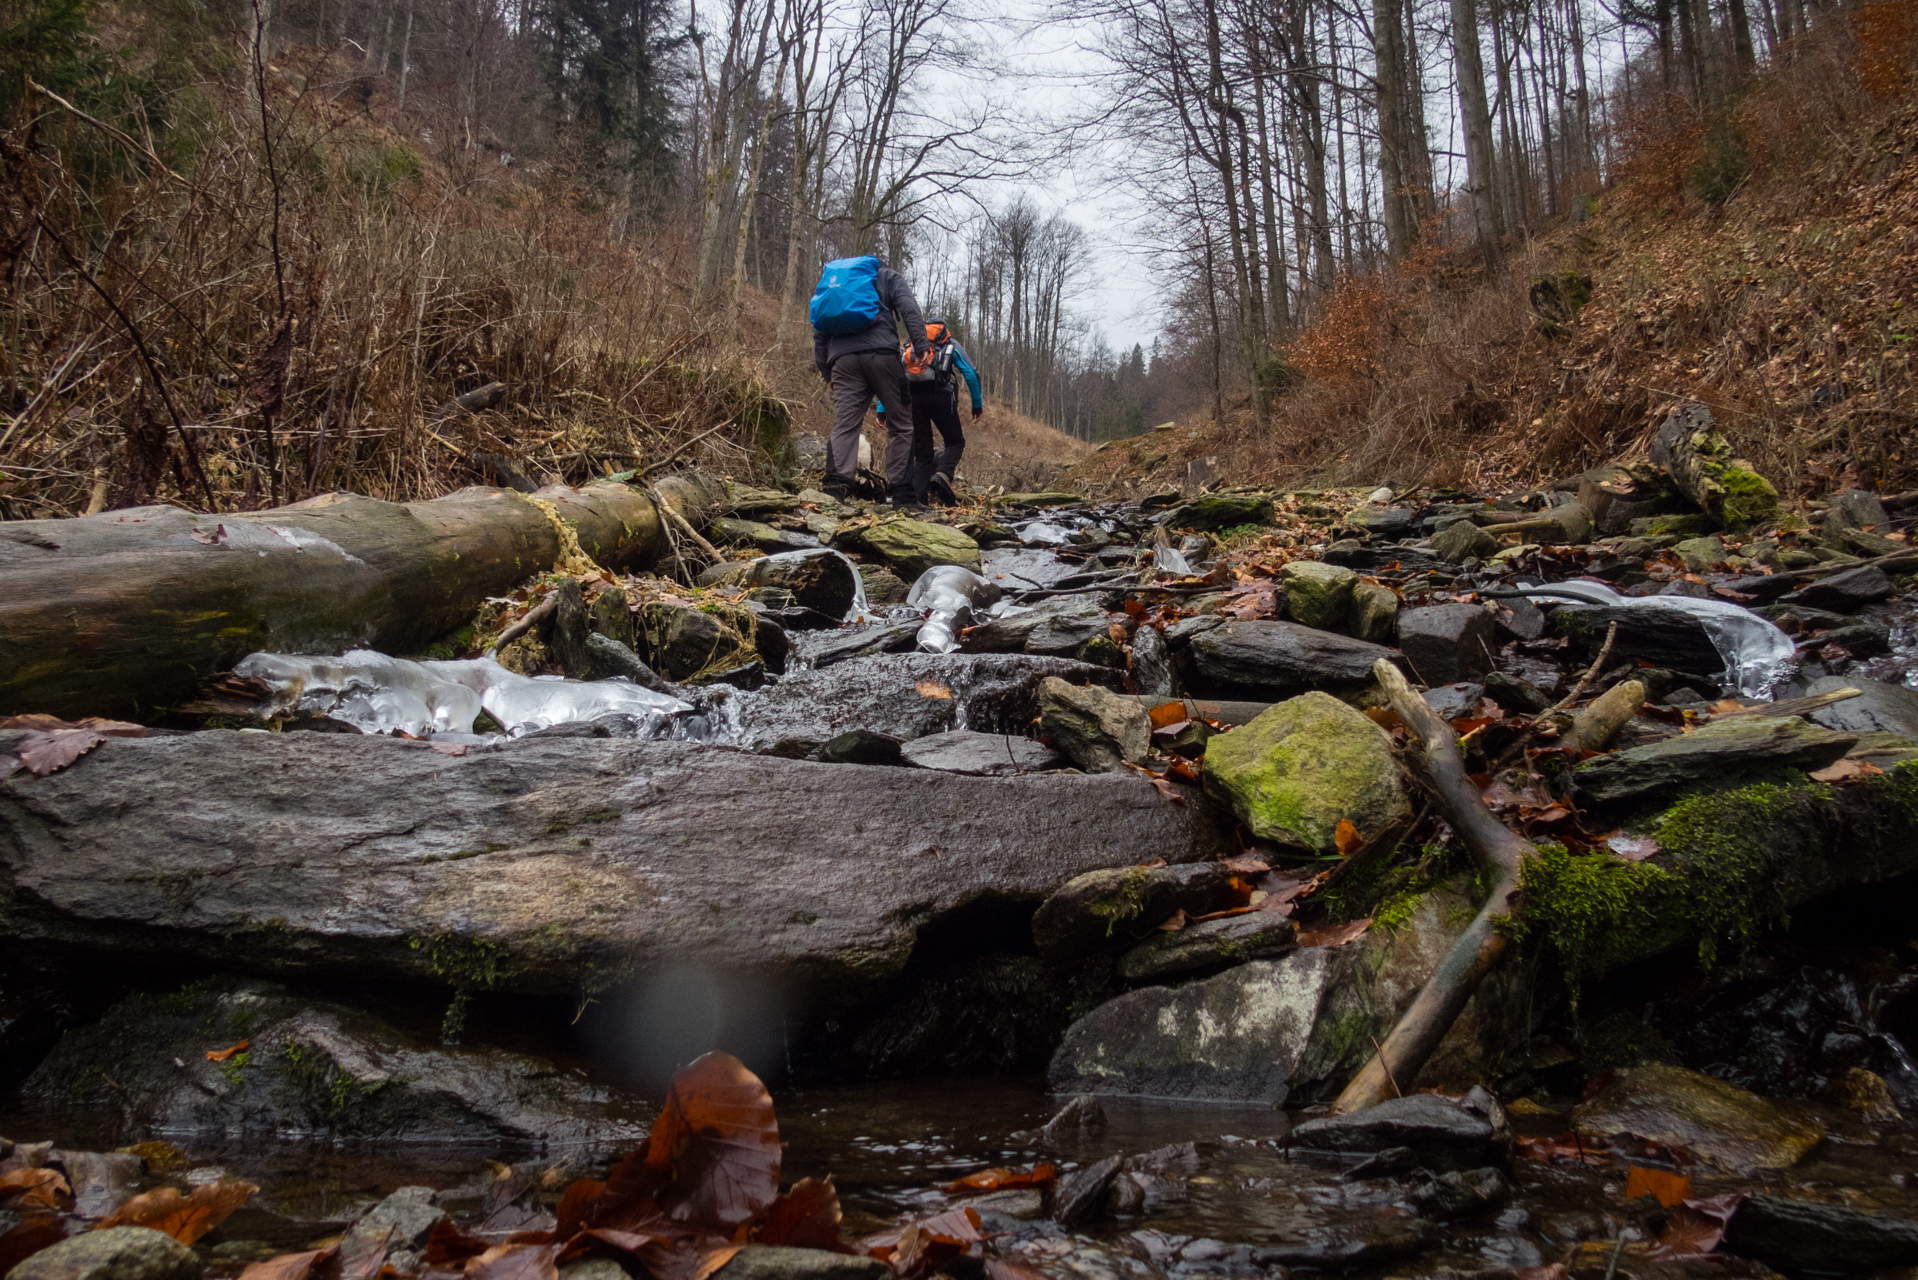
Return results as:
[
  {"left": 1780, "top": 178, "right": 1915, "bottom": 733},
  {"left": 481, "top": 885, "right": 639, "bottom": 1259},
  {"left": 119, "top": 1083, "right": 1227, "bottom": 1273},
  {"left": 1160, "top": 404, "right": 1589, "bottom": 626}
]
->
[
  {"left": 1038, "top": 678, "right": 1150, "bottom": 773},
  {"left": 7, "top": 1228, "right": 202, "bottom": 1280},
  {"left": 0, "top": 733, "right": 1214, "bottom": 1006},
  {"left": 1174, "top": 620, "right": 1400, "bottom": 701},
  {"left": 1571, "top": 1062, "right": 1824, "bottom": 1173}
]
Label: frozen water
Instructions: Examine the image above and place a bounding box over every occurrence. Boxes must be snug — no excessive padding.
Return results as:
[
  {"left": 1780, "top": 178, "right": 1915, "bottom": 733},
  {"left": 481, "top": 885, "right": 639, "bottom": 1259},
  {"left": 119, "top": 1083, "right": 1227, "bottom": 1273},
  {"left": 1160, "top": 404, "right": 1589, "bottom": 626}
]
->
[
  {"left": 1017, "top": 521, "right": 1075, "bottom": 546},
  {"left": 907, "top": 565, "right": 1004, "bottom": 654},
  {"left": 1513, "top": 580, "right": 1797, "bottom": 698},
  {"left": 234, "top": 650, "right": 690, "bottom": 738},
  {"left": 1152, "top": 544, "right": 1192, "bottom": 575}
]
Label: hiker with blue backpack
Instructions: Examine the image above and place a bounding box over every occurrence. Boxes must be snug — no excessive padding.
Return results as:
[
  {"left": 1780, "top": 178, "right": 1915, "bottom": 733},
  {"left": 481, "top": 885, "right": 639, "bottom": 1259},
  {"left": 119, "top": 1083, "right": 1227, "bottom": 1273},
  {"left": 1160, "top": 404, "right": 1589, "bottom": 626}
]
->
[
  {"left": 874, "top": 318, "right": 982, "bottom": 506},
  {"left": 809, "top": 255, "right": 931, "bottom": 505}
]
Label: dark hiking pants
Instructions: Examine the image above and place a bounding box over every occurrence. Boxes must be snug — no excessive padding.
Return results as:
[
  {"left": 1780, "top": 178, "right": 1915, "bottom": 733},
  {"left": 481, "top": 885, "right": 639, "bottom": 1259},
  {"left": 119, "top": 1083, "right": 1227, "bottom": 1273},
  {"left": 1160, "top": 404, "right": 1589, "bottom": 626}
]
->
[
  {"left": 828, "top": 349, "right": 913, "bottom": 501},
  {"left": 908, "top": 380, "right": 967, "bottom": 504}
]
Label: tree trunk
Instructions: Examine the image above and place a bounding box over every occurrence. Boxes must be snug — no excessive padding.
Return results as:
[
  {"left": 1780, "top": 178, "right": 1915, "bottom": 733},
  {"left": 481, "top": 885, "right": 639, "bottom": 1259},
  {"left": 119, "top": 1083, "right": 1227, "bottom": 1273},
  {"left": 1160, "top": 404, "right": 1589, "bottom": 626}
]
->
[
  {"left": 1451, "top": 0, "right": 1503, "bottom": 267},
  {"left": 0, "top": 475, "right": 726, "bottom": 720},
  {"left": 1375, "top": 0, "right": 1413, "bottom": 261}
]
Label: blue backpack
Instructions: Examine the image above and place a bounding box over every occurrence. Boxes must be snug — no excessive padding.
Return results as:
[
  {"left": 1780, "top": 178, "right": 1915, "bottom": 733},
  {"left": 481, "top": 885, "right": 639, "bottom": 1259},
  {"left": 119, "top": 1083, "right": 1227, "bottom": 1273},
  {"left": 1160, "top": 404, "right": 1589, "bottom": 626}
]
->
[{"left": 810, "top": 256, "right": 883, "bottom": 335}]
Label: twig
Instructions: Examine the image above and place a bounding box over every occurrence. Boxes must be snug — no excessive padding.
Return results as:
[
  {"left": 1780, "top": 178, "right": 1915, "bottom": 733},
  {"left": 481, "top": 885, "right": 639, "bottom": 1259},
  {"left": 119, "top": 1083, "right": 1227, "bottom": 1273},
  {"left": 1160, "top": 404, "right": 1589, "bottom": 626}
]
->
[
  {"left": 1551, "top": 621, "right": 1618, "bottom": 711},
  {"left": 486, "top": 592, "right": 559, "bottom": 657},
  {"left": 1368, "top": 1034, "right": 1402, "bottom": 1098},
  {"left": 1602, "top": 1236, "right": 1626, "bottom": 1280},
  {"left": 634, "top": 420, "right": 733, "bottom": 480},
  {"left": 26, "top": 79, "right": 186, "bottom": 183}
]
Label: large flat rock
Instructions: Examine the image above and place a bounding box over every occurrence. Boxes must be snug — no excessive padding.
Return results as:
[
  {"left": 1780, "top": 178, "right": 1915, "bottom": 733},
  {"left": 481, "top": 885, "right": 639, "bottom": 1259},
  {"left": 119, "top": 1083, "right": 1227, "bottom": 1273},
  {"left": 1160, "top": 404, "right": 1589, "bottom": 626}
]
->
[{"left": 0, "top": 732, "right": 1216, "bottom": 1006}]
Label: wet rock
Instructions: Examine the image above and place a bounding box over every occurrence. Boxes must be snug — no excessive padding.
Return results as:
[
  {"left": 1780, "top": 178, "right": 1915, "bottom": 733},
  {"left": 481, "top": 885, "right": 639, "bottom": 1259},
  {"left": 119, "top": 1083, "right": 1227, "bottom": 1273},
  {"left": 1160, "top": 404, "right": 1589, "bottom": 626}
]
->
[
  {"left": 1201, "top": 692, "right": 1410, "bottom": 854},
  {"left": 1723, "top": 1193, "right": 1918, "bottom": 1272},
  {"left": 636, "top": 601, "right": 764, "bottom": 685},
  {"left": 23, "top": 979, "right": 649, "bottom": 1146},
  {"left": 8, "top": 1227, "right": 202, "bottom": 1280},
  {"left": 559, "top": 1262, "right": 629, "bottom": 1280},
  {"left": 715, "top": 1248, "right": 889, "bottom": 1280},
  {"left": 1829, "top": 487, "right": 1893, "bottom": 531},
  {"left": 968, "top": 1188, "right": 1045, "bottom": 1220},
  {"left": 1039, "top": 678, "right": 1150, "bottom": 772},
  {"left": 1483, "top": 671, "right": 1552, "bottom": 714},
  {"left": 1433, "top": 520, "right": 1499, "bottom": 563},
  {"left": 1033, "top": 864, "right": 1243, "bottom": 964},
  {"left": 815, "top": 729, "right": 905, "bottom": 765},
  {"left": 1255, "top": 1221, "right": 1435, "bottom": 1268},
  {"left": 699, "top": 549, "right": 860, "bottom": 619},
  {"left": 712, "top": 518, "right": 817, "bottom": 554},
  {"left": 1166, "top": 494, "right": 1274, "bottom": 531},
  {"left": 858, "top": 566, "right": 910, "bottom": 605},
  {"left": 804, "top": 621, "right": 920, "bottom": 669},
  {"left": 1055, "top": 1153, "right": 1125, "bottom": 1227},
  {"left": 1290, "top": 1089, "right": 1513, "bottom": 1172},
  {"left": 50, "top": 1150, "right": 142, "bottom": 1218},
  {"left": 1780, "top": 564, "right": 1895, "bottom": 612},
  {"left": 347, "top": 1186, "right": 444, "bottom": 1270},
  {"left": 899, "top": 730, "right": 1060, "bottom": 776},
  {"left": 1130, "top": 624, "right": 1178, "bottom": 697},
  {"left": 1549, "top": 603, "right": 1724, "bottom": 678},
  {"left": 1572, "top": 1062, "right": 1824, "bottom": 1173},
  {"left": 1807, "top": 676, "right": 1918, "bottom": 738},
  {"left": 1174, "top": 620, "right": 1400, "bottom": 701},
  {"left": 579, "top": 634, "right": 684, "bottom": 697},
  {"left": 588, "top": 586, "right": 636, "bottom": 650},
  {"left": 1490, "top": 594, "right": 1546, "bottom": 642},
  {"left": 1674, "top": 534, "right": 1727, "bottom": 571},
  {"left": 1115, "top": 911, "right": 1296, "bottom": 982},
  {"left": 1351, "top": 583, "right": 1399, "bottom": 645},
  {"left": 1650, "top": 403, "right": 1780, "bottom": 531},
  {"left": 1048, "top": 948, "right": 1355, "bottom": 1102},
  {"left": 965, "top": 595, "right": 1104, "bottom": 655},
  {"left": 1279, "top": 562, "right": 1358, "bottom": 630},
  {"left": 1423, "top": 682, "right": 1485, "bottom": 720},
  {"left": 1397, "top": 604, "right": 1496, "bottom": 685},
  {"left": 836, "top": 518, "right": 981, "bottom": 578},
  {"left": 1574, "top": 715, "right": 1858, "bottom": 807},
  {"left": 1027, "top": 601, "right": 1121, "bottom": 666},
  {"left": 1833, "top": 1066, "right": 1903, "bottom": 1120},
  {"left": 1407, "top": 1167, "right": 1512, "bottom": 1220},
  {"left": 728, "top": 653, "right": 1123, "bottom": 750},
  {"left": 1345, "top": 506, "right": 1419, "bottom": 540},
  {"left": 0, "top": 733, "right": 1214, "bottom": 1006}
]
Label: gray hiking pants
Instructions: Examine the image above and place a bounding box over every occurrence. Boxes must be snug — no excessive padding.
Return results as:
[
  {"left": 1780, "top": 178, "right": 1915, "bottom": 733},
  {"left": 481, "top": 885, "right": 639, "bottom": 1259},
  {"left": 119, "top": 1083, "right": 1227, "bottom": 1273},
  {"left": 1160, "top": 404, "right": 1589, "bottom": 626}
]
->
[{"left": 828, "top": 348, "right": 913, "bottom": 499}]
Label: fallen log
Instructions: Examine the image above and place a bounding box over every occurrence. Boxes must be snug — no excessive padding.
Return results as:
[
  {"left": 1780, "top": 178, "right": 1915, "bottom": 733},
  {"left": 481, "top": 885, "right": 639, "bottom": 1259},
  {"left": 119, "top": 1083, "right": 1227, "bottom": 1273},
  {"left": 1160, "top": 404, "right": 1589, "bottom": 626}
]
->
[
  {"left": 1332, "top": 658, "right": 1539, "bottom": 1113},
  {"left": 0, "top": 473, "right": 726, "bottom": 720}
]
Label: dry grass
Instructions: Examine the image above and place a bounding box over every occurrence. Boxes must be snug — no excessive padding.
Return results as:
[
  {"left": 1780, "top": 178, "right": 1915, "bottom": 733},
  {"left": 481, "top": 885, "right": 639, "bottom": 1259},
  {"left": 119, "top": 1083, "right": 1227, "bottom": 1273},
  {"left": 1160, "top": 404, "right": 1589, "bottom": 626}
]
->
[
  {"left": 1, "top": 42, "right": 791, "bottom": 519},
  {"left": 1072, "top": 12, "right": 1918, "bottom": 501}
]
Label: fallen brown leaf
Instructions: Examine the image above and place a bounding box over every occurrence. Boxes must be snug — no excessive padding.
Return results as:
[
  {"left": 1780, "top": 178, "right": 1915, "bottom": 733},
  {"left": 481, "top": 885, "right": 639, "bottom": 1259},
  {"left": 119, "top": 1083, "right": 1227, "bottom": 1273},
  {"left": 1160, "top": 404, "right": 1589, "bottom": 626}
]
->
[
  {"left": 1624, "top": 1164, "right": 1692, "bottom": 1207},
  {"left": 754, "top": 1177, "right": 845, "bottom": 1251},
  {"left": 1646, "top": 1192, "right": 1747, "bottom": 1259},
  {"left": 914, "top": 681, "right": 953, "bottom": 700},
  {"left": 238, "top": 1247, "right": 339, "bottom": 1280},
  {"left": 1810, "top": 757, "right": 1883, "bottom": 782},
  {"left": 0, "top": 1218, "right": 68, "bottom": 1275},
  {"left": 97, "top": 1178, "right": 258, "bottom": 1244},
  {"left": 942, "top": 1166, "right": 1056, "bottom": 1197},
  {"left": 1333, "top": 819, "right": 1363, "bottom": 858},
  {"left": 0, "top": 1168, "right": 71, "bottom": 1213},
  {"left": 1297, "top": 918, "right": 1371, "bottom": 948},
  {"left": 206, "top": 1039, "right": 250, "bottom": 1062},
  {"left": 18, "top": 729, "right": 105, "bottom": 778}
]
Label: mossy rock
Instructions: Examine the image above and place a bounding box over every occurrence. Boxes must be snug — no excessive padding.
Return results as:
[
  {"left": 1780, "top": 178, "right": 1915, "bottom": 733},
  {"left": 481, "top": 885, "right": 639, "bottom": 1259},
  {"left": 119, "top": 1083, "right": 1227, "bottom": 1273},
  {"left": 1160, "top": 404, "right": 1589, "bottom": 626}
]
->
[
  {"left": 1573, "top": 1062, "right": 1823, "bottom": 1174},
  {"left": 1201, "top": 691, "right": 1412, "bottom": 854},
  {"left": 1649, "top": 404, "right": 1780, "bottom": 533},
  {"left": 1168, "top": 494, "right": 1277, "bottom": 531},
  {"left": 1031, "top": 863, "right": 1241, "bottom": 963},
  {"left": 1279, "top": 561, "right": 1359, "bottom": 630},
  {"left": 836, "top": 518, "right": 981, "bottom": 578},
  {"left": 1629, "top": 513, "right": 1720, "bottom": 538}
]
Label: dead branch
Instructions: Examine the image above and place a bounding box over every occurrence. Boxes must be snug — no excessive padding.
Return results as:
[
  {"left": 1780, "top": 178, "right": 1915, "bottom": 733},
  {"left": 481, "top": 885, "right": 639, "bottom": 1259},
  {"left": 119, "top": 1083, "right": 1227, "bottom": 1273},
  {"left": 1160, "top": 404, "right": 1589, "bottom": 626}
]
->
[
  {"left": 1332, "top": 659, "right": 1538, "bottom": 1114},
  {"left": 1551, "top": 620, "right": 1618, "bottom": 711}
]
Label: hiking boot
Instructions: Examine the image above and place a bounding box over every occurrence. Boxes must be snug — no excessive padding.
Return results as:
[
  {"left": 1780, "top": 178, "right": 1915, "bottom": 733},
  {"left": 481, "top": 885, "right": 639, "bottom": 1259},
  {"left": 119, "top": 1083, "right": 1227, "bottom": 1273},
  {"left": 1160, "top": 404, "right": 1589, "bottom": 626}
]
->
[
  {"left": 822, "top": 481, "right": 851, "bottom": 501},
  {"left": 928, "top": 472, "right": 957, "bottom": 506}
]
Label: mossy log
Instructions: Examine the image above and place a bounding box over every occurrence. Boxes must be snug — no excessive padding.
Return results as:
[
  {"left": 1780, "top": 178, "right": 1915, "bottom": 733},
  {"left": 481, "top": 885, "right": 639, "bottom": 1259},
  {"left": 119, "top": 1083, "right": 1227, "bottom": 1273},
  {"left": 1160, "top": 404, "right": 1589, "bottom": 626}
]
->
[{"left": 0, "top": 473, "right": 725, "bottom": 720}]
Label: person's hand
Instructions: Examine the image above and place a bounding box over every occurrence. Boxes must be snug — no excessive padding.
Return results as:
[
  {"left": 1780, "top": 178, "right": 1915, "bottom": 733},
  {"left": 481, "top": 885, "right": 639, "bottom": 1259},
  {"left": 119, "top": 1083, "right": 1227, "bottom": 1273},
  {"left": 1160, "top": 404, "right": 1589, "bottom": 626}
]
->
[
  {"left": 971, "top": 407, "right": 983, "bottom": 422},
  {"left": 876, "top": 411, "right": 888, "bottom": 428}
]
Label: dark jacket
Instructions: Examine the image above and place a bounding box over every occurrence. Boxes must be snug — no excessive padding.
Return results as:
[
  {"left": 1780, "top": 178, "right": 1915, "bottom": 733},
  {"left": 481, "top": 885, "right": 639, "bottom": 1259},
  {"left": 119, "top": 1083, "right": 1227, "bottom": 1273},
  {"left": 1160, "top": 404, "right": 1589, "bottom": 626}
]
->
[{"left": 813, "top": 265, "right": 929, "bottom": 378}]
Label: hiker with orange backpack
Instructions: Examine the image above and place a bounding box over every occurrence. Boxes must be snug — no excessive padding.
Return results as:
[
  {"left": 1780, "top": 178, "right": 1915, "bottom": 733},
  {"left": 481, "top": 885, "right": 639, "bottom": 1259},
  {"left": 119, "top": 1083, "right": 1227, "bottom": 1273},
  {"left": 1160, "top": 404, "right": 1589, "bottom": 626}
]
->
[
  {"left": 809, "top": 255, "right": 930, "bottom": 504},
  {"left": 875, "top": 318, "right": 982, "bottom": 506}
]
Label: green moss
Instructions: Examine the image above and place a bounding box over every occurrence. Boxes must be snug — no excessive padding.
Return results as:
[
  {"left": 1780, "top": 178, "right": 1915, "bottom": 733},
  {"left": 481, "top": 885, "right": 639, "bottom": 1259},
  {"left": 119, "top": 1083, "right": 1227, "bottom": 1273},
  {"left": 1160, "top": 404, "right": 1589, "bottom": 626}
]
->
[
  {"left": 156, "top": 978, "right": 214, "bottom": 1017},
  {"left": 1631, "top": 513, "right": 1719, "bottom": 538},
  {"left": 1076, "top": 635, "right": 1126, "bottom": 669},
  {"left": 1653, "top": 780, "right": 1836, "bottom": 964},
  {"left": 1514, "top": 843, "right": 1678, "bottom": 1002},
  {"left": 408, "top": 932, "right": 521, "bottom": 990},
  {"left": 1088, "top": 866, "right": 1153, "bottom": 936},
  {"left": 1718, "top": 465, "right": 1781, "bottom": 531},
  {"left": 1371, "top": 888, "right": 1427, "bottom": 936},
  {"left": 218, "top": 1050, "right": 250, "bottom": 1088}
]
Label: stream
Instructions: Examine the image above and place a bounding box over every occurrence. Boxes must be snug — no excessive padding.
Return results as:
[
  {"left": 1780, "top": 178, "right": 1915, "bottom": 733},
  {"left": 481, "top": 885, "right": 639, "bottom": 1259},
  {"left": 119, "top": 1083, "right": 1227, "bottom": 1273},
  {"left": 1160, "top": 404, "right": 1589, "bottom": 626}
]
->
[{"left": 10, "top": 492, "right": 1918, "bottom": 1279}]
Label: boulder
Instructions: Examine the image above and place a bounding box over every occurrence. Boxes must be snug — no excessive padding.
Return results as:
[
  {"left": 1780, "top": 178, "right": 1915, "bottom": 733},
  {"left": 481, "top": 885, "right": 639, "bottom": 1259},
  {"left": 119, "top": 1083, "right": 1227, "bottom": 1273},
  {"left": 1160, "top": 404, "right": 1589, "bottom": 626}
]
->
[
  {"left": 1574, "top": 715, "right": 1857, "bottom": 807},
  {"left": 22, "top": 979, "right": 650, "bottom": 1146},
  {"left": 963, "top": 595, "right": 1105, "bottom": 656},
  {"left": 1201, "top": 693, "right": 1411, "bottom": 854},
  {"left": 1649, "top": 404, "right": 1780, "bottom": 531},
  {"left": 7, "top": 1228, "right": 201, "bottom": 1280},
  {"left": 1673, "top": 535, "right": 1727, "bottom": 572},
  {"left": 1483, "top": 671, "right": 1552, "bottom": 714},
  {"left": 1115, "top": 911, "right": 1296, "bottom": 982},
  {"left": 1490, "top": 594, "right": 1546, "bottom": 642},
  {"left": 1173, "top": 620, "right": 1401, "bottom": 700},
  {"left": 1779, "top": 564, "right": 1894, "bottom": 612},
  {"left": 1038, "top": 678, "right": 1150, "bottom": 772},
  {"left": 1422, "top": 682, "right": 1485, "bottom": 720},
  {"left": 714, "top": 1248, "right": 889, "bottom": 1280},
  {"left": 1032, "top": 863, "right": 1243, "bottom": 964},
  {"left": 1130, "top": 623, "right": 1179, "bottom": 697},
  {"left": 1548, "top": 604, "right": 1723, "bottom": 679},
  {"left": 802, "top": 622, "right": 920, "bottom": 669},
  {"left": 1828, "top": 488, "right": 1893, "bottom": 531},
  {"left": 697, "top": 549, "right": 860, "bottom": 619},
  {"left": 1571, "top": 1062, "right": 1823, "bottom": 1173},
  {"left": 1350, "top": 583, "right": 1399, "bottom": 645},
  {"left": 1344, "top": 506, "right": 1419, "bottom": 540},
  {"left": 711, "top": 517, "right": 817, "bottom": 555},
  {"left": 814, "top": 729, "right": 906, "bottom": 765},
  {"left": 636, "top": 601, "right": 766, "bottom": 686},
  {"left": 1279, "top": 561, "right": 1359, "bottom": 630},
  {"left": 836, "top": 518, "right": 981, "bottom": 578},
  {"left": 1723, "top": 1194, "right": 1918, "bottom": 1272},
  {"left": 0, "top": 733, "right": 1215, "bottom": 1008},
  {"left": 1166, "top": 494, "right": 1275, "bottom": 531},
  {"left": 1431, "top": 520, "right": 1499, "bottom": 564},
  {"left": 579, "top": 634, "right": 682, "bottom": 697},
  {"left": 857, "top": 566, "right": 910, "bottom": 605},
  {"left": 898, "top": 730, "right": 1060, "bottom": 776},
  {"left": 1397, "top": 604, "right": 1496, "bottom": 685},
  {"left": 1807, "top": 676, "right": 1918, "bottom": 738},
  {"left": 347, "top": 1187, "right": 446, "bottom": 1270},
  {"left": 1289, "top": 1089, "right": 1513, "bottom": 1172}
]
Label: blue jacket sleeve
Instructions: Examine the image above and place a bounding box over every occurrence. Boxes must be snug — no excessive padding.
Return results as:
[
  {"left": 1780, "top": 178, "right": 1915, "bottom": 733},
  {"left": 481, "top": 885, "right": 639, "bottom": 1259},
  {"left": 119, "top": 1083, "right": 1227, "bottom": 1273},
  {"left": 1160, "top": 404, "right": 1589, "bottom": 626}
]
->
[
  {"left": 874, "top": 399, "right": 887, "bottom": 416},
  {"left": 953, "top": 344, "right": 983, "bottom": 410}
]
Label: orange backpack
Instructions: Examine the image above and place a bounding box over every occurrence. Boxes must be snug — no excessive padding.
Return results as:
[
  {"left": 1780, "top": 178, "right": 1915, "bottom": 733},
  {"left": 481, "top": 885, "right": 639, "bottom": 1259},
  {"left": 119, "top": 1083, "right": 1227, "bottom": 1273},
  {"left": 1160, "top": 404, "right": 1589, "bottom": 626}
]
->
[{"left": 903, "top": 322, "right": 947, "bottom": 381}]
